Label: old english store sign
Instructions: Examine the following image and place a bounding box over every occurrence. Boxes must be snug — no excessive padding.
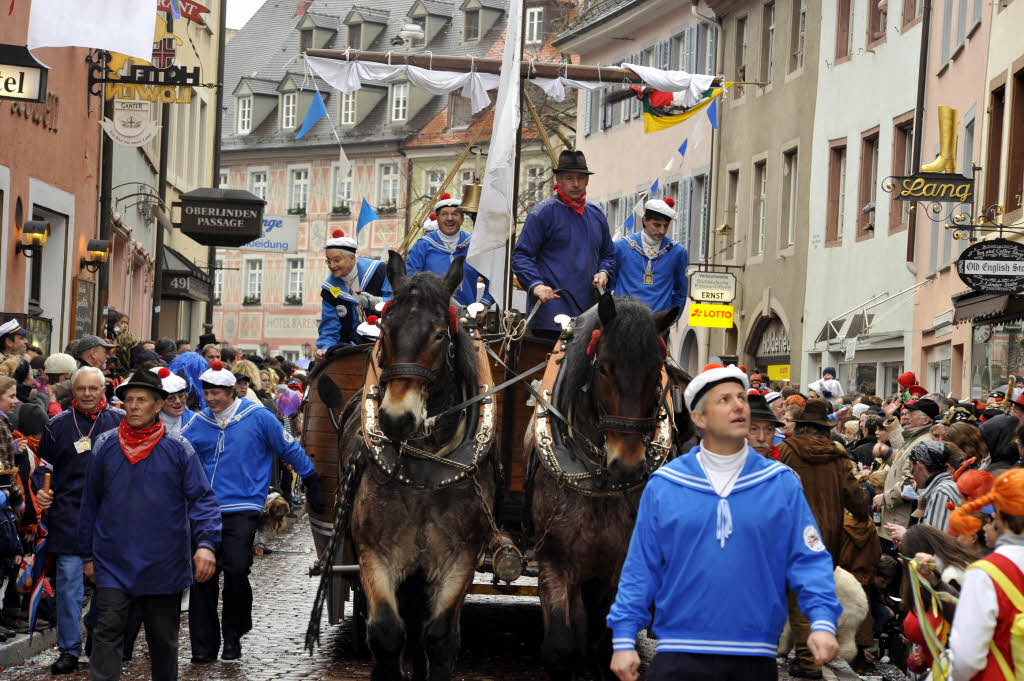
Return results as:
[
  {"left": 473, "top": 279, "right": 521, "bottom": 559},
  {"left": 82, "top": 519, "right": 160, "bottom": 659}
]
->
[
  {"left": 0, "top": 45, "right": 47, "bottom": 103},
  {"left": 956, "top": 238, "right": 1024, "bottom": 295}
]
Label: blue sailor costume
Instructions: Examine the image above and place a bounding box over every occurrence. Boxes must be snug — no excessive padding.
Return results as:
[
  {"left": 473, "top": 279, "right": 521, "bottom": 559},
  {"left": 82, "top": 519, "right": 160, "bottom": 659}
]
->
[
  {"left": 612, "top": 232, "right": 688, "bottom": 313},
  {"left": 407, "top": 230, "right": 494, "bottom": 306},
  {"left": 317, "top": 231, "right": 392, "bottom": 350}
]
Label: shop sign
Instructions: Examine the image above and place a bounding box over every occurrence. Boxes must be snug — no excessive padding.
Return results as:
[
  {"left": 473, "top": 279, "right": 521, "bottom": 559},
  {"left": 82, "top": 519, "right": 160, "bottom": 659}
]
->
[
  {"left": 100, "top": 99, "right": 160, "bottom": 147},
  {"left": 689, "top": 271, "right": 736, "bottom": 303},
  {"left": 157, "top": 0, "right": 211, "bottom": 25},
  {"left": 177, "top": 189, "right": 266, "bottom": 247},
  {"left": 688, "top": 303, "right": 734, "bottom": 328},
  {"left": 767, "top": 364, "right": 790, "bottom": 382},
  {"left": 236, "top": 215, "right": 299, "bottom": 254},
  {"left": 758, "top": 319, "right": 791, "bottom": 356},
  {"left": 956, "top": 238, "right": 1024, "bottom": 295},
  {"left": 163, "top": 271, "right": 210, "bottom": 301},
  {"left": 0, "top": 44, "right": 48, "bottom": 103},
  {"left": 890, "top": 173, "right": 973, "bottom": 204}
]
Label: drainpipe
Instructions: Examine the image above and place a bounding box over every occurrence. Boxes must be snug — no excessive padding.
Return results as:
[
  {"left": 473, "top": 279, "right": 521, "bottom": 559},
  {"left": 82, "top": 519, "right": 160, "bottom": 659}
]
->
[
  {"left": 98, "top": 91, "right": 114, "bottom": 336},
  {"left": 207, "top": 0, "right": 229, "bottom": 331},
  {"left": 906, "top": 0, "right": 932, "bottom": 263}
]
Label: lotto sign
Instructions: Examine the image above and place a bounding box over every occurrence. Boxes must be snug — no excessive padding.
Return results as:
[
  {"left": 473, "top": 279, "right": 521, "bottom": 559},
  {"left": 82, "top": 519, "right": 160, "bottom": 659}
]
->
[
  {"left": 688, "top": 304, "right": 734, "bottom": 328},
  {"left": 767, "top": 365, "right": 791, "bottom": 381}
]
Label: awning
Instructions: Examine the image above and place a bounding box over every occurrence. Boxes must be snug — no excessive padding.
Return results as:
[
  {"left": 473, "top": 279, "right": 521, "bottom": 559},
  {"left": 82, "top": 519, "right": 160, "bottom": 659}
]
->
[
  {"left": 952, "top": 290, "right": 1024, "bottom": 325},
  {"left": 161, "top": 246, "right": 211, "bottom": 302}
]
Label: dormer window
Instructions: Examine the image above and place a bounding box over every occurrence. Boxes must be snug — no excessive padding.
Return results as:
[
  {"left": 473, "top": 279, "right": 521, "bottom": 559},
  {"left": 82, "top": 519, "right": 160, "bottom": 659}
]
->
[
  {"left": 238, "top": 97, "right": 252, "bottom": 134},
  {"left": 282, "top": 93, "right": 297, "bottom": 129},
  {"left": 339, "top": 91, "right": 356, "bottom": 125},
  {"left": 525, "top": 7, "right": 543, "bottom": 45},
  {"left": 349, "top": 23, "right": 362, "bottom": 49},
  {"left": 464, "top": 10, "right": 479, "bottom": 40},
  {"left": 408, "top": 16, "right": 426, "bottom": 47},
  {"left": 300, "top": 29, "right": 312, "bottom": 53},
  {"left": 391, "top": 83, "right": 408, "bottom": 122}
]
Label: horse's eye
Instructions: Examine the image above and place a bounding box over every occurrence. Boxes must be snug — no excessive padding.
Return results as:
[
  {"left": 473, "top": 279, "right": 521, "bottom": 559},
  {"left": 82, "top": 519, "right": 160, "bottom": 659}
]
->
[
  {"left": 434, "top": 331, "right": 445, "bottom": 341},
  {"left": 597, "top": 363, "right": 609, "bottom": 376}
]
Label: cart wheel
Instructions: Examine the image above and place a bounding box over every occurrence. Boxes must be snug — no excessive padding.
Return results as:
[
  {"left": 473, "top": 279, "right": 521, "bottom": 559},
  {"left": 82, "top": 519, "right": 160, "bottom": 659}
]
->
[{"left": 352, "top": 587, "right": 369, "bottom": 657}]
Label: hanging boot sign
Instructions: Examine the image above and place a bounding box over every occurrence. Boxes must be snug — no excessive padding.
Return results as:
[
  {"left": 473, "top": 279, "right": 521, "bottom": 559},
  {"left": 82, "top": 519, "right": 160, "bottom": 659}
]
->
[
  {"left": 100, "top": 99, "right": 160, "bottom": 147},
  {"left": 882, "top": 105, "right": 974, "bottom": 205}
]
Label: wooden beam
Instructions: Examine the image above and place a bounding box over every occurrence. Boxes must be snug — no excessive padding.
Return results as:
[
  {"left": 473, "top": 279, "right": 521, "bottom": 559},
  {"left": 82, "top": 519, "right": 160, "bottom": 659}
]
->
[{"left": 305, "top": 49, "right": 723, "bottom": 87}]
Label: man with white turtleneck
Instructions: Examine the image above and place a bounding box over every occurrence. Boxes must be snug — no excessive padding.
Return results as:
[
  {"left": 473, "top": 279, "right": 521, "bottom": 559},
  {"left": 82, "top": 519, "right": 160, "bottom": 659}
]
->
[
  {"left": 151, "top": 367, "right": 198, "bottom": 437},
  {"left": 608, "top": 363, "right": 841, "bottom": 681},
  {"left": 611, "top": 197, "right": 688, "bottom": 316}
]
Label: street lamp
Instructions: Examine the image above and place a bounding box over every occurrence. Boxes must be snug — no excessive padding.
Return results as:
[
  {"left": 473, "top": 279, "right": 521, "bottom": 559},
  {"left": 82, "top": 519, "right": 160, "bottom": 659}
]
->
[
  {"left": 302, "top": 341, "right": 312, "bottom": 359},
  {"left": 80, "top": 239, "right": 111, "bottom": 273},
  {"left": 16, "top": 220, "right": 48, "bottom": 257}
]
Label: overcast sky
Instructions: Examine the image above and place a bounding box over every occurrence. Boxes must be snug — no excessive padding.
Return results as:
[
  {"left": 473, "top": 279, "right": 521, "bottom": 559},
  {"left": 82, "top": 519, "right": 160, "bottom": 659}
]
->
[{"left": 227, "top": 0, "right": 267, "bottom": 30}]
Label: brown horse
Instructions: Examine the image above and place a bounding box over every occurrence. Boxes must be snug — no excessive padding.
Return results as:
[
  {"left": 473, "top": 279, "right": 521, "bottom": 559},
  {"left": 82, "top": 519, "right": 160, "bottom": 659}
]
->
[
  {"left": 337, "top": 252, "right": 497, "bottom": 681},
  {"left": 527, "top": 293, "right": 691, "bottom": 680}
]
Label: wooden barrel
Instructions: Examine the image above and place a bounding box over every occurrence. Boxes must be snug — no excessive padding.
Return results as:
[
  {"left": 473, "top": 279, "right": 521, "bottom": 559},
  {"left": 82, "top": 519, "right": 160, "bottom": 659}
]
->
[{"left": 300, "top": 344, "right": 371, "bottom": 558}]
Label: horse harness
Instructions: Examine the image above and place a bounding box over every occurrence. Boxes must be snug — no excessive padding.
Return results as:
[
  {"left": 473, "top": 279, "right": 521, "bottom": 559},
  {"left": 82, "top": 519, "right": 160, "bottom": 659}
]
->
[
  {"left": 531, "top": 328, "right": 675, "bottom": 496},
  {"left": 360, "top": 325, "right": 496, "bottom": 490}
]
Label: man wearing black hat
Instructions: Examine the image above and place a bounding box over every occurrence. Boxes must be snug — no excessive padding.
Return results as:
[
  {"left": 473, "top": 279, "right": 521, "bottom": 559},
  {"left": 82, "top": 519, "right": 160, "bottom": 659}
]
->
[
  {"left": 79, "top": 369, "right": 220, "bottom": 681},
  {"left": 776, "top": 399, "right": 869, "bottom": 679},
  {"left": 511, "top": 149, "right": 616, "bottom": 337},
  {"left": 748, "top": 393, "right": 782, "bottom": 458}
]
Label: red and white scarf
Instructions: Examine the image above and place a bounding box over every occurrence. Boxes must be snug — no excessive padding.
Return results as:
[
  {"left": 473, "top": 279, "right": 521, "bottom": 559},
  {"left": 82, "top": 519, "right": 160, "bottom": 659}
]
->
[
  {"left": 117, "top": 420, "right": 164, "bottom": 465},
  {"left": 553, "top": 184, "right": 586, "bottom": 215},
  {"left": 72, "top": 398, "right": 108, "bottom": 420}
]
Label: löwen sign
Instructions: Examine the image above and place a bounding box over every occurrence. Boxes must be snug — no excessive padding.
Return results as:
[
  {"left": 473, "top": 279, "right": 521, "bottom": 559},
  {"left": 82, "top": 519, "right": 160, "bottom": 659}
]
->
[{"left": 176, "top": 188, "right": 266, "bottom": 247}]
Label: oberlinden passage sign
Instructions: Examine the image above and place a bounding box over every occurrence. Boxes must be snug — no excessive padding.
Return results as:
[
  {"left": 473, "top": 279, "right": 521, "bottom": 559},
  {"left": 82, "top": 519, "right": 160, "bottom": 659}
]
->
[
  {"left": 176, "top": 188, "right": 266, "bottom": 247},
  {"left": 956, "top": 238, "right": 1024, "bottom": 295}
]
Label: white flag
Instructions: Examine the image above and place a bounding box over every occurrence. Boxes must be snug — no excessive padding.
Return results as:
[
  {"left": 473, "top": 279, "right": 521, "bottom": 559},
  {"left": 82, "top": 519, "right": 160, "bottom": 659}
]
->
[
  {"left": 28, "top": 0, "right": 159, "bottom": 63},
  {"left": 466, "top": 0, "right": 523, "bottom": 308}
]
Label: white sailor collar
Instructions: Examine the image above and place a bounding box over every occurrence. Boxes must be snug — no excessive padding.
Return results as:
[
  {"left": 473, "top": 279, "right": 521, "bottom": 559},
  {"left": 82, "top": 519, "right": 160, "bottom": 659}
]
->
[
  {"left": 625, "top": 232, "right": 675, "bottom": 260},
  {"left": 424, "top": 230, "right": 471, "bottom": 254},
  {"left": 196, "top": 400, "right": 263, "bottom": 429}
]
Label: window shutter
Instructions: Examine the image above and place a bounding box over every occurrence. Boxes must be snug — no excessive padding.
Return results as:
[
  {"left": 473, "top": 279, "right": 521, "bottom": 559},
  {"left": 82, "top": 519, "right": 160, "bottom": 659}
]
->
[
  {"left": 583, "top": 90, "right": 592, "bottom": 136},
  {"left": 972, "top": 0, "right": 983, "bottom": 24},
  {"left": 659, "top": 39, "right": 672, "bottom": 70},
  {"left": 956, "top": 0, "right": 967, "bottom": 46},
  {"left": 940, "top": 0, "right": 952, "bottom": 64},
  {"left": 631, "top": 53, "right": 642, "bottom": 116},
  {"left": 678, "top": 178, "right": 692, "bottom": 247},
  {"left": 707, "top": 26, "right": 718, "bottom": 74},
  {"left": 687, "top": 26, "right": 699, "bottom": 73},
  {"left": 700, "top": 178, "right": 711, "bottom": 259}
]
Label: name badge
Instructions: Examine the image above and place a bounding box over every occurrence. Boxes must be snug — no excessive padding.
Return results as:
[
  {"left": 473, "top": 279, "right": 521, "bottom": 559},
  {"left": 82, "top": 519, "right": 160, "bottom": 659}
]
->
[{"left": 74, "top": 437, "right": 91, "bottom": 454}]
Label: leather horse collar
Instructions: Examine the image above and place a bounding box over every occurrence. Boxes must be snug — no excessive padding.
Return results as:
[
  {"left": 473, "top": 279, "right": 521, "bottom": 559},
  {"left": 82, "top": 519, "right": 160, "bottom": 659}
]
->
[
  {"left": 360, "top": 333, "right": 496, "bottom": 489},
  {"left": 532, "top": 329, "right": 674, "bottom": 496}
]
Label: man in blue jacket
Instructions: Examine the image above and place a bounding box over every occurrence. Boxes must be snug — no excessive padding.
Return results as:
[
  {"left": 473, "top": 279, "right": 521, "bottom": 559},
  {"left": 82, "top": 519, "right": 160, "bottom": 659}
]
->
[
  {"left": 511, "top": 149, "right": 616, "bottom": 337},
  {"left": 406, "top": 192, "right": 494, "bottom": 308},
  {"left": 79, "top": 369, "right": 221, "bottom": 681},
  {"left": 36, "top": 367, "right": 124, "bottom": 675},
  {"left": 315, "top": 230, "right": 392, "bottom": 358},
  {"left": 184, "top": 361, "right": 323, "bottom": 662},
  {"left": 607, "top": 363, "right": 841, "bottom": 681},
  {"left": 612, "top": 197, "right": 688, "bottom": 314}
]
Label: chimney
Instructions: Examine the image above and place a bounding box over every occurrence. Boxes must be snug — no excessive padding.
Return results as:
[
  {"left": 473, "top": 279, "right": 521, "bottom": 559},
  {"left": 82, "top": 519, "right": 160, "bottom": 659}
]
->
[{"left": 295, "top": 0, "right": 313, "bottom": 17}]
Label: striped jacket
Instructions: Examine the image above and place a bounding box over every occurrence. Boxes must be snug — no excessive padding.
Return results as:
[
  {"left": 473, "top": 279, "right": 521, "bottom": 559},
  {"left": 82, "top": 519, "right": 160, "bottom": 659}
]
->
[{"left": 921, "top": 471, "right": 961, "bottom": 532}]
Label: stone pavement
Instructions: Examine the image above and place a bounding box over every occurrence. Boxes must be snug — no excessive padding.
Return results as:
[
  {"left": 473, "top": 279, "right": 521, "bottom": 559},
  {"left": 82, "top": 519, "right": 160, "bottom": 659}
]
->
[{"left": 0, "top": 518, "right": 885, "bottom": 680}]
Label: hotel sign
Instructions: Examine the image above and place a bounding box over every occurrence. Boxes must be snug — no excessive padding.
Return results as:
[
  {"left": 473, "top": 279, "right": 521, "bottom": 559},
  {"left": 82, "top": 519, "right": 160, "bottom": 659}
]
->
[
  {"left": 176, "top": 188, "right": 266, "bottom": 247},
  {"left": 956, "top": 238, "right": 1024, "bottom": 295},
  {"left": 891, "top": 172, "right": 973, "bottom": 204},
  {"left": 0, "top": 44, "right": 48, "bottom": 103}
]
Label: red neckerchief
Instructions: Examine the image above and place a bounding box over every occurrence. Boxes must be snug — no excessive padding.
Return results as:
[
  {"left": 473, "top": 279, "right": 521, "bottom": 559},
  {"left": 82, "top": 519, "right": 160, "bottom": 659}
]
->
[
  {"left": 117, "top": 420, "right": 165, "bottom": 465},
  {"left": 11, "top": 431, "right": 38, "bottom": 454},
  {"left": 769, "top": 445, "right": 781, "bottom": 460},
  {"left": 72, "top": 398, "right": 108, "bottom": 421},
  {"left": 553, "top": 184, "right": 586, "bottom": 215}
]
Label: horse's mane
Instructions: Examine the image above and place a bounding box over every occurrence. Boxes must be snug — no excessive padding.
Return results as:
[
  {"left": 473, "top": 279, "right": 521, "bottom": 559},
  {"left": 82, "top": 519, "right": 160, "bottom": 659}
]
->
[{"left": 555, "top": 296, "right": 664, "bottom": 412}]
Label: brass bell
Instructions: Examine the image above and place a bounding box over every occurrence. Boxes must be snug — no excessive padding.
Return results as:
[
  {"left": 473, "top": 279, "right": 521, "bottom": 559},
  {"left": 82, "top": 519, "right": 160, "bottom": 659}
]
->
[{"left": 460, "top": 183, "right": 483, "bottom": 215}]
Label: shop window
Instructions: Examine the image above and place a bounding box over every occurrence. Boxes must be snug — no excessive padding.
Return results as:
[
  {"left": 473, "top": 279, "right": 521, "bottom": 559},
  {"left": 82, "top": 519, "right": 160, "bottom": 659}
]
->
[{"left": 971, "top": 323, "right": 1024, "bottom": 400}]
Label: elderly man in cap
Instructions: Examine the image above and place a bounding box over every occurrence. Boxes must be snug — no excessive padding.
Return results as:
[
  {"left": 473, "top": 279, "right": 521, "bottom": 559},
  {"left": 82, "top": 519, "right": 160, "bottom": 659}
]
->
[
  {"left": 874, "top": 396, "right": 940, "bottom": 553},
  {"left": 748, "top": 392, "right": 783, "bottom": 458},
  {"left": 36, "top": 367, "right": 124, "bottom": 674},
  {"left": 776, "top": 399, "right": 869, "bottom": 679},
  {"left": 151, "top": 367, "right": 198, "bottom": 436},
  {"left": 79, "top": 369, "right": 220, "bottom": 681},
  {"left": 608, "top": 364, "right": 840, "bottom": 681},
  {"left": 315, "top": 230, "right": 392, "bottom": 358},
  {"left": 611, "top": 196, "right": 687, "bottom": 316},
  {"left": 512, "top": 149, "right": 616, "bottom": 337},
  {"left": 183, "top": 361, "right": 324, "bottom": 662},
  {"left": 406, "top": 192, "right": 494, "bottom": 310},
  {"left": 0, "top": 320, "right": 29, "bottom": 362},
  {"left": 907, "top": 440, "right": 961, "bottom": 532}
]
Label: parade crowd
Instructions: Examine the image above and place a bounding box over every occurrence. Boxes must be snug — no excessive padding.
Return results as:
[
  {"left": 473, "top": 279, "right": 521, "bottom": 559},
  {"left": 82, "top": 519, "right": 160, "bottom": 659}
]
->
[{"left": 0, "top": 315, "right": 322, "bottom": 681}]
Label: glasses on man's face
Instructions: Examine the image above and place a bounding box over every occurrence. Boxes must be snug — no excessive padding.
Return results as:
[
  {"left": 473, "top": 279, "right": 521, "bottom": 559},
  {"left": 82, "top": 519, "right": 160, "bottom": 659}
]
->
[
  {"left": 165, "top": 392, "right": 187, "bottom": 403},
  {"left": 326, "top": 256, "right": 348, "bottom": 267}
]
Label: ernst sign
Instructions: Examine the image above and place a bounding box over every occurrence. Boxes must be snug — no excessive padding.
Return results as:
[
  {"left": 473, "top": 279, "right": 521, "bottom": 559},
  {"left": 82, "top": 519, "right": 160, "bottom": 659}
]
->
[
  {"left": 0, "top": 44, "right": 48, "bottom": 103},
  {"left": 890, "top": 173, "right": 973, "bottom": 204},
  {"left": 176, "top": 189, "right": 266, "bottom": 247},
  {"left": 956, "top": 238, "right": 1024, "bottom": 295},
  {"left": 689, "top": 271, "right": 737, "bottom": 303}
]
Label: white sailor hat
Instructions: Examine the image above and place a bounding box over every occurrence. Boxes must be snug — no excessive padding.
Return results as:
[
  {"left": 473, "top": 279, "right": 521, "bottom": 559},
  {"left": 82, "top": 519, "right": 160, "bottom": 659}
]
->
[
  {"left": 151, "top": 366, "right": 188, "bottom": 394},
  {"left": 199, "top": 360, "right": 237, "bottom": 388},
  {"left": 0, "top": 319, "right": 28, "bottom": 338},
  {"left": 434, "top": 192, "right": 460, "bottom": 212},
  {"left": 644, "top": 197, "right": 677, "bottom": 220},
  {"left": 356, "top": 315, "right": 381, "bottom": 340},
  {"left": 682, "top": 363, "right": 750, "bottom": 412},
  {"left": 325, "top": 229, "right": 358, "bottom": 253}
]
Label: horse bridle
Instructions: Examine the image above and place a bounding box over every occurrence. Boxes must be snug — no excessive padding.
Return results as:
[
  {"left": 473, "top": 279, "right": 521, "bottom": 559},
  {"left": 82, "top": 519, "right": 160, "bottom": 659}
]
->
[
  {"left": 588, "top": 334, "right": 669, "bottom": 440},
  {"left": 376, "top": 294, "right": 457, "bottom": 388}
]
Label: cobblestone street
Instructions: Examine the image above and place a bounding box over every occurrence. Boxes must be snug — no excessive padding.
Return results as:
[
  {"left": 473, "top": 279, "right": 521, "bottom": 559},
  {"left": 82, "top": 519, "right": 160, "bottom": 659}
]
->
[{"left": 0, "top": 518, "right": 873, "bottom": 680}]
